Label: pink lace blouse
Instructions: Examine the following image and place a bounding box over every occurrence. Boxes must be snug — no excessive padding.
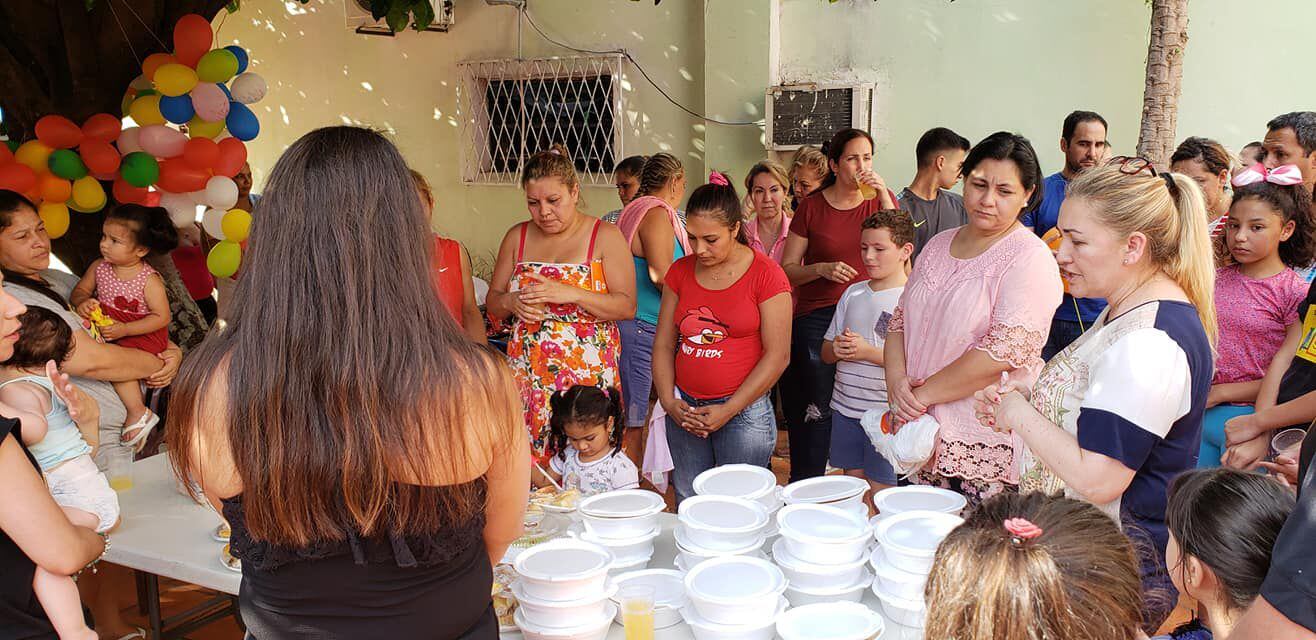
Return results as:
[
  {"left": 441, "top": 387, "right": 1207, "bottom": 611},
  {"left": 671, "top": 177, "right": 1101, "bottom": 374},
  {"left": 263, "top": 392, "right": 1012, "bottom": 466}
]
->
[{"left": 889, "top": 226, "right": 1063, "bottom": 484}]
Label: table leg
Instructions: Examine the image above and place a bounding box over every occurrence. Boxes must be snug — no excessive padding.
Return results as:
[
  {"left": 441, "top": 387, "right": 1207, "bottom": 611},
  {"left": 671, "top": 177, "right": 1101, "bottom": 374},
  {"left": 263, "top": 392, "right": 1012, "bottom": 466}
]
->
[
  {"left": 144, "top": 573, "right": 163, "bottom": 640},
  {"left": 134, "top": 571, "right": 149, "bottom": 616}
]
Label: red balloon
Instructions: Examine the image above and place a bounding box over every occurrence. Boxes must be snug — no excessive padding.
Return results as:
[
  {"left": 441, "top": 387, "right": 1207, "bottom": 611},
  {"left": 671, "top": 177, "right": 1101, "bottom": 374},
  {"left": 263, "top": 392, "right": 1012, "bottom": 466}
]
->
[
  {"left": 142, "top": 53, "right": 177, "bottom": 80},
  {"left": 34, "top": 115, "right": 83, "bottom": 149},
  {"left": 81, "top": 113, "right": 122, "bottom": 144},
  {"left": 144, "top": 190, "right": 162, "bottom": 207},
  {"left": 157, "top": 158, "right": 210, "bottom": 193},
  {"left": 80, "top": 141, "right": 122, "bottom": 175},
  {"left": 112, "top": 178, "right": 150, "bottom": 205},
  {"left": 182, "top": 138, "right": 220, "bottom": 171},
  {"left": 173, "top": 14, "right": 213, "bottom": 68},
  {"left": 0, "top": 145, "right": 12, "bottom": 165},
  {"left": 214, "top": 138, "right": 248, "bottom": 178},
  {"left": 38, "top": 174, "right": 72, "bottom": 203},
  {"left": 0, "top": 163, "right": 38, "bottom": 194}
]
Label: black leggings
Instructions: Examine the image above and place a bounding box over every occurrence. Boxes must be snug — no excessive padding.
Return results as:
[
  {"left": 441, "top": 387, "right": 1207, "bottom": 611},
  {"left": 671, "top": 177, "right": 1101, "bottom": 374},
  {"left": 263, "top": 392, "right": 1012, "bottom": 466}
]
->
[{"left": 780, "top": 305, "right": 837, "bottom": 482}]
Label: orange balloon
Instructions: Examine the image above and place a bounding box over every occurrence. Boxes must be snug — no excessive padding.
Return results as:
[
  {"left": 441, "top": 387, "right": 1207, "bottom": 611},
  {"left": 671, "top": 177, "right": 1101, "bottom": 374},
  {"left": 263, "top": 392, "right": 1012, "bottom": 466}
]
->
[
  {"left": 80, "top": 141, "right": 121, "bottom": 175},
  {"left": 142, "top": 53, "right": 177, "bottom": 80},
  {"left": 81, "top": 113, "right": 122, "bottom": 144},
  {"left": 213, "top": 137, "right": 247, "bottom": 178},
  {"left": 0, "top": 145, "right": 12, "bottom": 165},
  {"left": 183, "top": 138, "right": 219, "bottom": 170},
  {"left": 112, "top": 178, "right": 150, "bottom": 205},
  {"left": 157, "top": 158, "right": 210, "bottom": 193},
  {"left": 173, "top": 14, "right": 213, "bottom": 67},
  {"left": 38, "top": 173, "right": 72, "bottom": 203},
  {"left": 34, "top": 115, "right": 83, "bottom": 149}
]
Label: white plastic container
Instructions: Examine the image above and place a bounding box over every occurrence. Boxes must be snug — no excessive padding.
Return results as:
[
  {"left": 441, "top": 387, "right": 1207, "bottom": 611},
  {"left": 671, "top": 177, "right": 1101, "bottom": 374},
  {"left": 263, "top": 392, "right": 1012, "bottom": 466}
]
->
[
  {"left": 510, "top": 580, "right": 617, "bottom": 629},
  {"left": 776, "top": 601, "right": 885, "bottom": 640},
  {"left": 677, "top": 495, "right": 769, "bottom": 551},
  {"left": 683, "top": 555, "right": 787, "bottom": 626},
  {"left": 607, "top": 555, "right": 650, "bottom": 577},
  {"left": 772, "top": 537, "right": 869, "bottom": 589},
  {"left": 673, "top": 549, "right": 768, "bottom": 573},
  {"left": 610, "top": 569, "right": 686, "bottom": 629},
  {"left": 692, "top": 464, "right": 782, "bottom": 511},
  {"left": 578, "top": 490, "right": 666, "bottom": 539},
  {"left": 871, "top": 581, "right": 927, "bottom": 629},
  {"left": 673, "top": 524, "right": 764, "bottom": 568},
  {"left": 781, "top": 475, "right": 868, "bottom": 510},
  {"left": 776, "top": 503, "right": 872, "bottom": 564},
  {"left": 513, "top": 601, "right": 616, "bottom": 640},
  {"left": 513, "top": 539, "right": 615, "bottom": 602},
  {"left": 869, "top": 545, "right": 929, "bottom": 600},
  {"left": 681, "top": 596, "right": 787, "bottom": 640},
  {"left": 578, "top": 526, "right": 660, "bottom": 564},
  {"left": 872, "top": 485, "right": 967, "bottom": 517},
  {"left": 783, "top": 568, "right": 873, "bottom": 607},
  {"left": 874, "top": 510, "right": 963, "bottom": 574}
]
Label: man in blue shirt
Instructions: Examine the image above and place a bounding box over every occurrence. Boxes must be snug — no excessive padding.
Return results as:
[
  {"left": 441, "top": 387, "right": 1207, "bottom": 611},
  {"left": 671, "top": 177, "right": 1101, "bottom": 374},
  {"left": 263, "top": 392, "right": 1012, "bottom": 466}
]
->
[{"left": 1022, "top": 110, "right": 1110, "bottom": 359}]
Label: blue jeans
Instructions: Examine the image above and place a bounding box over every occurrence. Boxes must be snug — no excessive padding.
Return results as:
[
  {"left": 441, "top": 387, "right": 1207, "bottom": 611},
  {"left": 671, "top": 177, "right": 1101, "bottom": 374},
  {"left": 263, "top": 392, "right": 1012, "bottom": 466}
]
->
[
  {"left": 780, "top": 306, "right": 837, "bottom": 482},
  {"left": 1199, "top": 405, "right": 1253, "bottom": 468},
  {"left": 1042, "top": 317, "right": 1087, "bottom": 360},
  {"left": 666, "top": 391, "right": 776, "bottom": 502},
  {"left": 618, "top": 319, "right": 656, "bottom": 428}
]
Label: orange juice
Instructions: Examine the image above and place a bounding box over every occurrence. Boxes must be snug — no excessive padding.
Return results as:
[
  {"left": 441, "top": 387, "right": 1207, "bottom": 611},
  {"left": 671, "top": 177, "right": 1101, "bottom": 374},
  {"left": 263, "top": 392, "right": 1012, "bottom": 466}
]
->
[
  {"left": 623, "top": 607, "right": 654, "bottom": 640},
  {"left": 109, "top": 475, "right": 133, "bottom": 491},
  {"left": 857, "top": 182, "right": 878, "bottom": 201}
]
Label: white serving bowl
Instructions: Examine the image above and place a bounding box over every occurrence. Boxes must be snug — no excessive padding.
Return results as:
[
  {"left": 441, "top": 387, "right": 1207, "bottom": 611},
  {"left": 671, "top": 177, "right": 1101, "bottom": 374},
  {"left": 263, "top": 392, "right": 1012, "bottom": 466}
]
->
[
  {"left": 610, "top": 569, "right": 686, "bottom": 629},
  {"left": 578, "top": 526, "right": 660, "bottom": 564},
  {"left": 872, "top": 486, "right": 967, "bottom": 517},
  {"left": 784, "top": 568, "right": 873, "bottom": 607},
  {"left": 776, "top": 503, "right": 872, "bottom": 565},
  {"left": 674, "top": 524, "right": 764, "bottom": 567},
  {"left": 874, "top": 510, "right": 963, "bottom": 574},
  {"left": 681, "top": 595, "right": 787, "bottom": 640},
  {"left": 510, "top": 580, "right": 617, "bottom": 629},
  {"left": 684, "top": 555, "right": 787, "bottom": 626},
  {"left": 692, "top": 464, "right": 782, "bottom": 511},
  {"left": 871, "top": 581, "right": 927, "bottom": 629},
  {"left": 513, "top": 539, "right": 614, "bottom": 602},
  {"left": 782, "top": 475, "right": 868, "bottom": 510},
  {"left": 772, "top": 537, "right": 869, "bottom": 589},
  {"left": 513, "top": 601, "right": 616, "bottom": 640},
  {"left": 578, "top": 490, "right": 666, "bottom": 539},
  {"left": 677, "top": 495, "right": 769, "bottom": 551},
  {"left": 776, "top": 601, "right": 885, "bottom": 640},
  {"left": 869, "top": 545, "right": 929, "bottom": 600}
]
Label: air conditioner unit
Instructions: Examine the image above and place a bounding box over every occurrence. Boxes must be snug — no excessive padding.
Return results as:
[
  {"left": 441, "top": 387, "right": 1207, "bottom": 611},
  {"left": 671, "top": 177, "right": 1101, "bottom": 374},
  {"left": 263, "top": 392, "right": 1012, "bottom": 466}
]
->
[
  {"left": 345, "top": 0, "right": 454, "bottom": 35},
  {"left": 764, "top": 84, "right": 875, "bottom": 151}
]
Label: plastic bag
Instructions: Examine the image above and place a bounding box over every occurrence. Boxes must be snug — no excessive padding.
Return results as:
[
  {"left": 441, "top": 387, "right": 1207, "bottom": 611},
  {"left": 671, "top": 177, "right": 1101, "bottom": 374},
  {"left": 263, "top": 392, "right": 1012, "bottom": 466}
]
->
[{"left": 860, "top": 410, "right": 940, "bottom": 477}]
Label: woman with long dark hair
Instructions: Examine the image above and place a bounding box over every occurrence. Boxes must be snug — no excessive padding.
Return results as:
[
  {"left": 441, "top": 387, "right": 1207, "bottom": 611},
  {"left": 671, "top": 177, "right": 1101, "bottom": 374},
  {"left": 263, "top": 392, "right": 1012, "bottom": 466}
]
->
[{"left": 167, "top": 127, "right": 529, "bottom": 639}]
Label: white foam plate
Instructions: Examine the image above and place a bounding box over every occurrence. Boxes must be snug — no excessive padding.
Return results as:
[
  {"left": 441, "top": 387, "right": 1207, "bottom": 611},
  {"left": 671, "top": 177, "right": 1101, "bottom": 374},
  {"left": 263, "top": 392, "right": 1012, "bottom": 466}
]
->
[
  {"left": 578, "top": 489, "right": 665, "bottom": 519},
  {"left": 872, "top": 486, "right": 967, "bottom": 515},
  {"left": 782, "top": 476, "right": 868, "bottom": 505},
  {"left": 775, "top": 601, "right": 884, "bottom": 640}
]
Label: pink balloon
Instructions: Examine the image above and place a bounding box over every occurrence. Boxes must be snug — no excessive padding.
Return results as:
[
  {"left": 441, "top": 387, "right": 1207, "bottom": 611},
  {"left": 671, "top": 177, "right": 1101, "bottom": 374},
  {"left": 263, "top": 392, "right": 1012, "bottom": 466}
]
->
[
  {"left": 138, "top": 125, "right": 188, "bottom": 159},
  {"left": 191, "top": 83, "right": 230, "bottom": 123},
  {"left": 118, "top": 127, "right": 143, "bottom": 155}
]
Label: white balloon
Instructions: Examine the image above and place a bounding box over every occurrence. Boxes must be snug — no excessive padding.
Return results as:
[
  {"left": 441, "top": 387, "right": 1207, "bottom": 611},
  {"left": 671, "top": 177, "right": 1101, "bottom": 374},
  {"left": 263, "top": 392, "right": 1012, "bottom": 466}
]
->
[
  {"left": 230, "top": 73, "right": 267, "bottom": 105},
  {"left": 201, "top": 207, "right": 227, "bottom": 240},
  {"left": 159, "top": 191, "right": 196, "bottom": 226},
  {"left": 204, "top": 176, "right": 238, "bottom": 210},
  {"left": 186, "top": 190, "right": 208, "bottom": 205},
  {"left": 117, "top": 127, "right": 143, "bottom": 155}
]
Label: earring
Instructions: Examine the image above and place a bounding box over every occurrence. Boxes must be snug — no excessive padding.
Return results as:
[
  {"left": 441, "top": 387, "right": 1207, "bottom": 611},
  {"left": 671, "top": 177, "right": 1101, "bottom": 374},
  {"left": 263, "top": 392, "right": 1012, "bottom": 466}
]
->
[{"left": 1122, "top": 257, "right": 1131, "bottom": 265}]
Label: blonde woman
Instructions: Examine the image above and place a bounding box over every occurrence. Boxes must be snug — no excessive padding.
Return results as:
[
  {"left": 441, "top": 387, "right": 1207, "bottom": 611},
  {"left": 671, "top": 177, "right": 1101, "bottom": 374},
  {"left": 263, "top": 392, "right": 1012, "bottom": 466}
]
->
[
  {"left": 788, "top": 146, "right": 829, "bottom": 209},
  {"left": 743, "top": 161, "right": 793, "bottom": 263}
]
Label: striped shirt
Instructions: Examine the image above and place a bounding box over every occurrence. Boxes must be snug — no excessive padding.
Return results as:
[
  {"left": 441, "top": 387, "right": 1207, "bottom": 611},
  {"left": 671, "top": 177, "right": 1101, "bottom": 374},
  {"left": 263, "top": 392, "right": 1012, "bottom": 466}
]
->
[{"left": 824, "top": 282, "right": 903, "bottom": 419}]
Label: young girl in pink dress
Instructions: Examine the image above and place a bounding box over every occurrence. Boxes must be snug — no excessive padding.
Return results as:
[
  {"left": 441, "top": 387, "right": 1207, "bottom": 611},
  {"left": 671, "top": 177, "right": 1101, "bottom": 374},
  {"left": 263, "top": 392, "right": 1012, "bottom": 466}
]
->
[{"left": 71, "top": 204, "right": 179, "bottom": 451}]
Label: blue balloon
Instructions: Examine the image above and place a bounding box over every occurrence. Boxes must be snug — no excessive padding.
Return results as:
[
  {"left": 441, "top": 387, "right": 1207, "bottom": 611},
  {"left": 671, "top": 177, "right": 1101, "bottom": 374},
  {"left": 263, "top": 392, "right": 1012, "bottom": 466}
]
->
[
  {"left": 218, "top": 83, "right": 233, "bottom": 100},
  {"left": 158, "top": 94, "right": 195, "bottom": 125},
  {"left": 225, "top": 102, "right": 260, "bottom": 141},
  {"left": 224, "top": 45, "right": 250, "bottom": 75}
]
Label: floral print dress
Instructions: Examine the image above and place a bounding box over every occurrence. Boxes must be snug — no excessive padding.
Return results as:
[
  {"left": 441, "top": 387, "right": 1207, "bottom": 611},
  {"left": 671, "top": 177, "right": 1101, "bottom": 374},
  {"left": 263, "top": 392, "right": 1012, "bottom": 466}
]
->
[{"left": 507, "top": 221, "right": 621, "bottom": 463}]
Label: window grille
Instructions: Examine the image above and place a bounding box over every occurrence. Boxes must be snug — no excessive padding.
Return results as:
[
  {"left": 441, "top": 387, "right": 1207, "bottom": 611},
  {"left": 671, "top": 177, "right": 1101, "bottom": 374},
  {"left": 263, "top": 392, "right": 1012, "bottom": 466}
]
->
[{"left": 458, "top": 54, "right": 625, "bottom": 185}]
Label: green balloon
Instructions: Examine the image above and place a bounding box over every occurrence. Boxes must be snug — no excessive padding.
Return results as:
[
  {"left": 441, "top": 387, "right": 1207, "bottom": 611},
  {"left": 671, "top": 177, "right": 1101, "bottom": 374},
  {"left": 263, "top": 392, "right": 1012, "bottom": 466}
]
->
[
  {"left": 4, "top": 140, "right": 17, "bottom": 154},
  {"left": 48, "top": 149, "right": 88, "bottom": 180},
  {"left": 196, "top": 49, "right": 240, "bottom": 83},
  {"left": 121, "top": 152, "right": 159, "bottom": 188},
  {"left": 207, "top": 240, "right": 242, "bottom": 278}
]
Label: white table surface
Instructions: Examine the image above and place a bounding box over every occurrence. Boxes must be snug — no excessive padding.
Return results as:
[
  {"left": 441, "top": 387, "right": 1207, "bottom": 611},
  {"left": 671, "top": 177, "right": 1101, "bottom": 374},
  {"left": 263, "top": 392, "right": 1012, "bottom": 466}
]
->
[
  {"left": 104, "top": 453, "right": 239, "bottom": 595},
  {"left": 499, "top": 513, "right": 922, "bottom": 640}
]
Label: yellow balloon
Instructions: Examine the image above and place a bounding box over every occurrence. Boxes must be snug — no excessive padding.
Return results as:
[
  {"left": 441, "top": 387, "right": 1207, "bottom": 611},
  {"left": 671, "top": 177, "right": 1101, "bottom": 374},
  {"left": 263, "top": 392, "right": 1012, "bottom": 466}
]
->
[
  {"left": 38, "top": 202, "right": 70, "bottom": 239},
  {"left": 71, "top": 176, "right": 106, "bottom": 210},
  {"left": 221, "top": 209, "right": 252, "bottom": 242},
  {"left": 186, "top": 116, "right": 226, "bottom": 139},
  {"left": 129, "top": 95, "right": 166, "bottom": 127},
  {"left": 14, "top": 141, "right": 53, "bottom": 173},
  {"left": 153, "top": 63, "right": 199, "bottom": 97},
  {"left": 207, "top": 241, "right": 242, "bottom": 278}
]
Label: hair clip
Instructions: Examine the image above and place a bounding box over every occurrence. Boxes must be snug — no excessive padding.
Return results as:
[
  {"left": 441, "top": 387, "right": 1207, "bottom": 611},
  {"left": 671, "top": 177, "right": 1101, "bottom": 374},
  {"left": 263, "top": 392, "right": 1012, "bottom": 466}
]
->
[
  {"left": 1004, "top": 517, "right": 1043, "bottom": 543},
  {"left": 708, "top": 171, "right": 729, "bottom": 187}
]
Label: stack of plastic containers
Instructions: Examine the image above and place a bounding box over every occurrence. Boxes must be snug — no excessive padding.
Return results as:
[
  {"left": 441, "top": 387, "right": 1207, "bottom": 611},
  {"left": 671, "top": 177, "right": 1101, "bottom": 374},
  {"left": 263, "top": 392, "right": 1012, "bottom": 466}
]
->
[
  {"left": 510, "top": 538, "right": 618, "bottom": 640},
  {"left": 576, "top": 489, "right": 666, "bottom": 575},
  {"left": 673, "top": 494, "right": 770, "bottom": 571},
  {"left": 681, "top": 555, "right": 789, "bottom": 640},
  {"left": 773, "top": 503, "right": 875, "bottom": 606}
]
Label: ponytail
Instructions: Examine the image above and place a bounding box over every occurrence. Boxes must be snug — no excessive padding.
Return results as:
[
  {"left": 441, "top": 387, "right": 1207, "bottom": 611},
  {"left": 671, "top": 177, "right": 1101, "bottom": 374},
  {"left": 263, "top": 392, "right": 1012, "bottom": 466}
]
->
[
  {"left": 818, "top": 128, "right": 875, "bottom": 192},
  {"left": 1165, "top": 172, "right": 1217, "bottom": 345},
  {"left": 107, "top": 203, "right": 180, "bottom": 255},
  {"left": 688, "top": 171, "right": 748, "bottom": 245},
  {"left": 604, "top": 386, "right": 625, "bottom": 455},
  {"left": 636, "top": 153, "right": 685, "bottom": 199}
]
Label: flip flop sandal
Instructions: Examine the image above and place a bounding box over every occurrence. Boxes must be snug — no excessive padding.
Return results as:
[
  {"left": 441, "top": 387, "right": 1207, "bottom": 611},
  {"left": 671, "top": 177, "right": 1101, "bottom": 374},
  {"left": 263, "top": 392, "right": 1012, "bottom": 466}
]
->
[
  {"left": 121, "top": 411, "right": 160, "bottom": 453},
  {"left": 114, "top": 628, "right": 147, "bottom": 640}
]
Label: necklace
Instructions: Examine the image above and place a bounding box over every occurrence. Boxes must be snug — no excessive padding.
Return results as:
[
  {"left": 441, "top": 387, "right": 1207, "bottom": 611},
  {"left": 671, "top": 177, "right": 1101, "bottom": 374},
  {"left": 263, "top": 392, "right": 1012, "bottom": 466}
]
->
[{"left": 708, "top": 247, "right": 747, "bottom": 281}]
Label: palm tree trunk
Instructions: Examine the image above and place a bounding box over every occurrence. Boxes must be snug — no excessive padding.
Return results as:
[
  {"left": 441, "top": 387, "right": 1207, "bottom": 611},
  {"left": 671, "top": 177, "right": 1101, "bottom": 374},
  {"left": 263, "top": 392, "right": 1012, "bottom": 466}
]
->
[{"left": 1135, "top": 0, "right": 1189, "bottom": 166}]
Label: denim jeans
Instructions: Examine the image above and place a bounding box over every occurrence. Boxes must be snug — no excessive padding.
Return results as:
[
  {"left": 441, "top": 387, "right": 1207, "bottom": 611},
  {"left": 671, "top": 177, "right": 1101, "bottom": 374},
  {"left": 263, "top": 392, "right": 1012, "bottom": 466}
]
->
[
  {"left": 780, "top": 305, "right": 837, "bottom": 482},
  {"left": 618, "top": 318, "right": 657, "bottom": 428},
  {"left": 666, "top": 391, "right": 776, "bottom": 502}
]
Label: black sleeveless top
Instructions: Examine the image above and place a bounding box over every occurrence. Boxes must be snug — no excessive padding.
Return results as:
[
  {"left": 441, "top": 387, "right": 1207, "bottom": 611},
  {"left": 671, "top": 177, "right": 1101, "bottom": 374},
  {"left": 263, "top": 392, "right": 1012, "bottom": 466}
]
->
[
  {"left": 0, "top": 418, "right": 57, "bottom": 640},
  {"left": 221, "top": 479, "right": 496, "bottom": 640}
]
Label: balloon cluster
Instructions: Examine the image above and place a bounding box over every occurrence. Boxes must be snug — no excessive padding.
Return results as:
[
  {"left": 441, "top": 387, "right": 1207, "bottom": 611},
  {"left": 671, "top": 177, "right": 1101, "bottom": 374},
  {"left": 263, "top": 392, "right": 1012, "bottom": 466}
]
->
[{"left": 0, "top": 114, "right": 126, "bottom": 238}]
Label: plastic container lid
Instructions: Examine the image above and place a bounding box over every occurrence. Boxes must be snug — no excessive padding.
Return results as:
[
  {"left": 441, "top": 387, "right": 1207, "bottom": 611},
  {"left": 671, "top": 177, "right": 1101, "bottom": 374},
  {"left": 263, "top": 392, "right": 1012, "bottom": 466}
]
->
[
  {"left": 775, "top": 601, "right": 885, "bottom": 640},
  {"left": 678, "top": 495, "right": 768, "bottom": 533},
  {"left": 682, "top": 596, "right": 788, "bottom": 631},
  {"left": 511, "top": 578, "right": 619, "bottom": 607},
  {"left": 868, "top": 545, "right": 930, "bottom": 583},
  {"left": 782, "top": 476, "right": 868, "bottom": 505},
  {"left": 578, "top": 489, "right": 666, "bottom": 519},
  {"left": 692, "top": 464, "right": 778, "bottom": 501},
  {"left": 514, "top": 600, "right": 617, "bottom": 636},
  {"left": 872, "top": 486, "right": 967, "bottom": 515},
  {"left": 578, "top": 525, "right": 661, "bottom": 546},
  {"left": 786, "top": 569, "right": 874, "bottom": 595},
  {"left": 684, "top": 555, "right": 786, "bottom": 604},
  {"left": 611, "top": 569, "right": 687, "bottom": 609},
  {"left": 875, "top": 510, "right": 964, "bottom": 558},
  {"left": 772, "top": 537, "right": 868, "bottom": 573},
  {"left": 776, "top": 503, "right": 870, "bottom": 544},
  {"left": 673, "top": 524, "right": 764, "bottom": 556},
  {"left": 513, "top": 539, "right": 614, "bottom": 583}
]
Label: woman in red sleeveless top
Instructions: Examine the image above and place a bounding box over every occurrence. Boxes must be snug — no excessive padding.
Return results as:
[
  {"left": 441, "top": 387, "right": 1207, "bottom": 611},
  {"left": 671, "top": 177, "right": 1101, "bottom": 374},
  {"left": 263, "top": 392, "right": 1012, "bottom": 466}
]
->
[{"left": 411, "top": 170, "right": 487, "bottom": 344}]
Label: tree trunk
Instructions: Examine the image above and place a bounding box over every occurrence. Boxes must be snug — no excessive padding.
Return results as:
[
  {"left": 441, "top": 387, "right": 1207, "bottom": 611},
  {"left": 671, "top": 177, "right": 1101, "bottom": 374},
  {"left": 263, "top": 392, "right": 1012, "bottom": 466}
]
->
[
  {"left": 1135, "top": 0, "right": 1189, "bottom": 167},
  {"left": 0, "top": 0, "right": 228, "bottom": 272}
]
